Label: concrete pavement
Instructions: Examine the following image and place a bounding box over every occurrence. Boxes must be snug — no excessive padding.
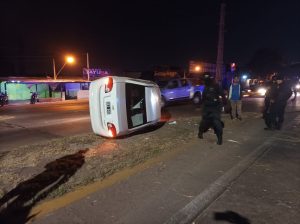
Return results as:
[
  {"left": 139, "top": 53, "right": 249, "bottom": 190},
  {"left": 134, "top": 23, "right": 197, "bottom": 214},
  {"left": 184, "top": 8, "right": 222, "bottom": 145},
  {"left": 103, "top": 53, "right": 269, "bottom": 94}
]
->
[
  {"left": 194, "top": 115, "right": 300, "bottom": 224},
  {"left": 171, "top": 114, "right": 300, "bottom": 224}
]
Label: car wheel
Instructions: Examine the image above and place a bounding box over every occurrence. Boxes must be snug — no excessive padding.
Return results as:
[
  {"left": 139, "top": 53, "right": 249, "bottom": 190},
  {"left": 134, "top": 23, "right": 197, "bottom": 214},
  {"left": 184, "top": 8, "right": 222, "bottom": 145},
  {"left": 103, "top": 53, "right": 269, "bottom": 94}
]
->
[
  {"left": 193, "top": 93, "right": 201, "bottom": 105},
  {"left": 161, "top": 96, "right": 167, "bottom": 107}
]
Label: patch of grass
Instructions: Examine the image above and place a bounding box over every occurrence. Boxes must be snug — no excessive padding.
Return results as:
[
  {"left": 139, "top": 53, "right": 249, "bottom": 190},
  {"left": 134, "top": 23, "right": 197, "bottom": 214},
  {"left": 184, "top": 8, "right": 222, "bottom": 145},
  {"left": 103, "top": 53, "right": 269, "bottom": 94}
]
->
[{"left": 0, "top": 116, "right": 201, "bottom": 203}]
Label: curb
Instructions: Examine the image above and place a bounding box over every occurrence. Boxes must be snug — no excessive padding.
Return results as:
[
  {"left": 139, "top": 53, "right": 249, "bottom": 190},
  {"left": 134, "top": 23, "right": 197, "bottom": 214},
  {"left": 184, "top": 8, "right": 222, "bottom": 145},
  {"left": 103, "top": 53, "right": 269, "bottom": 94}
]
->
[
  {"left": 163, "top": 141, "right": 272, "bottom": 224},
  {"left": 5, "top": 99, "right": 88, "bottom": 106},
  {"left": 163, "top": 117, "right": 297, "bottom": 224}
]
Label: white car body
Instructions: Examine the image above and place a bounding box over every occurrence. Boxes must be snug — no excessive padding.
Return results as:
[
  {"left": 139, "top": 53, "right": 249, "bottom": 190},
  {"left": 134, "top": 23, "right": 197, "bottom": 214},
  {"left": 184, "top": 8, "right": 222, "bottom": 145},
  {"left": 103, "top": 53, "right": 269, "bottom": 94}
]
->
[{"left": 89, "top": 76, "right": 161, "bottom": 137}]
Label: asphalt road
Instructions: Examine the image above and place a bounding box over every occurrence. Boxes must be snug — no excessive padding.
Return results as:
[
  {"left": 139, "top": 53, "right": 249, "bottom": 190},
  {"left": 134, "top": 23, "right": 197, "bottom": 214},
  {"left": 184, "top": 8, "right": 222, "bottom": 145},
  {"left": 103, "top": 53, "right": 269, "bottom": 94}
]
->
[
  {"left": 0, "top": 97, "right": 264, "bottom": 151},
  {"left": 0, "top": 100, "right": 91, "bottom": 151}
]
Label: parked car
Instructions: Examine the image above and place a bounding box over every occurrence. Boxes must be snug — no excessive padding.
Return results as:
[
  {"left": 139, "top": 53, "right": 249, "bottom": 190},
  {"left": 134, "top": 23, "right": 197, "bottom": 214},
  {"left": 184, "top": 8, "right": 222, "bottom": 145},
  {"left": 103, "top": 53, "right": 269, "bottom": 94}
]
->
[
  {"left": 158, "top": 78, "right": 204, "bottom": 107},
  {"left": 294, "top": 82, "right": 300, "bottom": 92},
  {"left": 89, "top": 76, "right": 161, "bottom": 138}
]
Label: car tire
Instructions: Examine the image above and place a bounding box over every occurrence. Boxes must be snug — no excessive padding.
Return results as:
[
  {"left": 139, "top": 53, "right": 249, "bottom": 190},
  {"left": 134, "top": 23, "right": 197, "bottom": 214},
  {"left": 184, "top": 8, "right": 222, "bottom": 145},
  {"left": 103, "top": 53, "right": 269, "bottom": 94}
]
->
[{"left": 193, "top": 92, "right": 202, "bottom": 105}]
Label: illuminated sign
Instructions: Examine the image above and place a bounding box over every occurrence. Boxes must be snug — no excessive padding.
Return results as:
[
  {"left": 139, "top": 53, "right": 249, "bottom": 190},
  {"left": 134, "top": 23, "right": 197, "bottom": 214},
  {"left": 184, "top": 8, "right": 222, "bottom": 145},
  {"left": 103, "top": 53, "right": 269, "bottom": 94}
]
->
[{"left": 83, "top": 68, "right": 110, "bottom": 80}]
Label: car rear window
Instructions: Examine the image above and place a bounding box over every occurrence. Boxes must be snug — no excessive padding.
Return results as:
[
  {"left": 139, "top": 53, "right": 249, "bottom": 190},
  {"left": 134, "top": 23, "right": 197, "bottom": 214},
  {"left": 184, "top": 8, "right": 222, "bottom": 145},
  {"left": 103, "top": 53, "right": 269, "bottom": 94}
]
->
[{"left": 125, "top": 83, "right": 147, "bottom": 129}]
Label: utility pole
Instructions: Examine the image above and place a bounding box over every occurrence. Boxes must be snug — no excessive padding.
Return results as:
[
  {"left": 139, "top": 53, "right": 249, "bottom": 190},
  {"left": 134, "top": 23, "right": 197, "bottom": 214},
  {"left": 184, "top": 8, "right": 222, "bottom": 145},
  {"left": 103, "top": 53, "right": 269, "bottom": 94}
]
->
[
  {"left": 53, "top": 58, "right": 57, "bottom": 80},
  {"left": 86, "top": 53, "right": 90, "bottom": 81},
  {"left": 216, "top": 3, "right": 226, "bottom": 83}
]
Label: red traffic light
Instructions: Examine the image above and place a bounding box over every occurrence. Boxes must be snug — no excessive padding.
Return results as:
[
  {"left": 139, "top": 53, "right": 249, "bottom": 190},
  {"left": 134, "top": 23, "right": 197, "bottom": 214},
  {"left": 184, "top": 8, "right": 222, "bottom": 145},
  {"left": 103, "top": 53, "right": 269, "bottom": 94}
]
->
[{"left": 230, "top": 63, "right": 236, "bottom": 72}]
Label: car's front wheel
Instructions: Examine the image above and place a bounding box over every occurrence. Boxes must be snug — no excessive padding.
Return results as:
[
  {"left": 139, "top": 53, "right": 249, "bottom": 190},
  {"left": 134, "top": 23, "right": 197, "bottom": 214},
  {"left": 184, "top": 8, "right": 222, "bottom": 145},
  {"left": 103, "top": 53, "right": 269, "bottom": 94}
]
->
[{"left": 192, "top": 92, "right": 202, "bottom": 105}]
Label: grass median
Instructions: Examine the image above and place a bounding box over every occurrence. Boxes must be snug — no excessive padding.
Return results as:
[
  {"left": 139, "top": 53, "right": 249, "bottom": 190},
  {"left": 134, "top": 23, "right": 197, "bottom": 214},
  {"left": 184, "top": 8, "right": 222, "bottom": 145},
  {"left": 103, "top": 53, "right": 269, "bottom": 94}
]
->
[{"left": 0, "top": 116, "right": 200, "bottom": 202}]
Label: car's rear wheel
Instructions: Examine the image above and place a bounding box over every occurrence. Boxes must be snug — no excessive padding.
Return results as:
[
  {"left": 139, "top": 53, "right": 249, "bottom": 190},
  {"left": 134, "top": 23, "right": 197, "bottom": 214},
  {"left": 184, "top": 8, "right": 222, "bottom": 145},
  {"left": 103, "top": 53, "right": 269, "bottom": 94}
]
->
[{"left": 192, "top": 92, "right": 202, "bottom": 105}]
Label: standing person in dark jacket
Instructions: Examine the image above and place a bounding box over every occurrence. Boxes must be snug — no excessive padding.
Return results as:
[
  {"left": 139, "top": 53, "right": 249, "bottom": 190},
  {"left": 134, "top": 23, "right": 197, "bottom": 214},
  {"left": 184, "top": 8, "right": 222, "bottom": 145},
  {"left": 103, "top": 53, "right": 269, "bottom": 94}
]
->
[
  {"left": 273, "top": 74, "right": 292, "bottom": 130},
  {"left": 198, "top": 74, "right": 226, "bottom": 145},
  {"left": 264, "top": 74, "right": 292, "bottom": 130},
  {"left": 263, "top": 75, "right": 278, "bottom": 129}
]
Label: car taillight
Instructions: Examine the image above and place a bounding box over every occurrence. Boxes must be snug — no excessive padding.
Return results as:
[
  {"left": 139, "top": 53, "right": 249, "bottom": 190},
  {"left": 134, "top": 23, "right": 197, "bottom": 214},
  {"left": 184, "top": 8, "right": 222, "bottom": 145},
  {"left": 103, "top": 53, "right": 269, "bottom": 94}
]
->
[
  {"left": 105, "top": 77, "right": 113, "bottom": 93},
  {"left": 107, "top": 122, "right": 116, "bottom": 137}
]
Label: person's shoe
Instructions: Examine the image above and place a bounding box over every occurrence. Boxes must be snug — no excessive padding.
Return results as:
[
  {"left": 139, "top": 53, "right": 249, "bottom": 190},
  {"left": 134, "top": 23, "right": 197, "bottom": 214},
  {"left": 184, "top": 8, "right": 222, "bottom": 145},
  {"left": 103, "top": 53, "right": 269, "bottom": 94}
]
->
[
  {"left": 217, "top": 134, "right": 223, "bottom": 145},
  {"left": 276, "top": 124, "right": 282, "bottom": 130},
  {"left": 237, "top": 116, "right": 242, "bottom": 120},
  {"left": 198, "top": 132, "right": 203, "bottom": 139}
]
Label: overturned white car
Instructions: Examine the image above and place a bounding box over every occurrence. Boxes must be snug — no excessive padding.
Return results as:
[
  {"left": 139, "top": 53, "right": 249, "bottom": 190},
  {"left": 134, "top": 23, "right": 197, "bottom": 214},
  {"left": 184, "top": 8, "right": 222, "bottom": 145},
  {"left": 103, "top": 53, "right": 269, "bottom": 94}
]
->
[{"left": 89, "top": 76, "right": 161, "bottom": 138}]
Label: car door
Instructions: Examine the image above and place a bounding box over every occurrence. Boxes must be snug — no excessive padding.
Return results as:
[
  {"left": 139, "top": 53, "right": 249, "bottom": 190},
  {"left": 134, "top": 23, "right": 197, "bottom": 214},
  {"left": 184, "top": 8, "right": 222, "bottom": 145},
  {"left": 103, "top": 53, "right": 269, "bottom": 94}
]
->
[
  {"left": 179, "top": 79, "right": 192, "bottom": 98},
  {"left": 165, "top": 80, "right": 179, "bottom": 100}
]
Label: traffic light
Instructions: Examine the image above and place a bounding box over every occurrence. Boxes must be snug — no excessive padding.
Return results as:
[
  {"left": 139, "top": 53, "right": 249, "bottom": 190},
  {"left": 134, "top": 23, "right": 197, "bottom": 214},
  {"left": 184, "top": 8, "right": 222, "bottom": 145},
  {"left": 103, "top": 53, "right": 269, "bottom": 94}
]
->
[{"left": 230, "top": 63, "right": 236, "bottom": 72}]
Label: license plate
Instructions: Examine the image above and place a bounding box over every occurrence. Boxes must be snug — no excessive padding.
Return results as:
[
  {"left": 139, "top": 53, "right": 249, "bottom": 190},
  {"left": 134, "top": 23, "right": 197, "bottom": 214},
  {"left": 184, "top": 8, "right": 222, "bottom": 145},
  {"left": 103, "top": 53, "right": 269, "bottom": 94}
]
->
[{"left": 106, "top": 102, "right": 111, "bottom": 115}]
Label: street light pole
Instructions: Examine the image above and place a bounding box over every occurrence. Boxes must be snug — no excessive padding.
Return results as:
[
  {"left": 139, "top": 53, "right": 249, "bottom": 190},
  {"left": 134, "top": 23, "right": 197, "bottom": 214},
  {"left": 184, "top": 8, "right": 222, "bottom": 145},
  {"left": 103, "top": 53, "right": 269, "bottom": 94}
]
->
[
  {"left": 86, "top": 53, "right": 90, "bottom": 81},
  {"left": 53, "top": 58, "right": 57, "bottom": 80},
  {"left": 216, "top": 3, "right": 226, "bottom": 83}
]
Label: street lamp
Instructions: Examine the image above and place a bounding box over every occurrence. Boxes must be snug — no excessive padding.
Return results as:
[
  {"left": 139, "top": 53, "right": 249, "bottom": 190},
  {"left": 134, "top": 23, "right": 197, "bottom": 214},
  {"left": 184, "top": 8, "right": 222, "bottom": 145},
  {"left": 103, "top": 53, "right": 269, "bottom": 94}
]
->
[
  {"left": 195, "top": 65, "right": 201, "bottom": 72},
  {"left": 53, "top": 55, "right": 75, "bottom": 80}
]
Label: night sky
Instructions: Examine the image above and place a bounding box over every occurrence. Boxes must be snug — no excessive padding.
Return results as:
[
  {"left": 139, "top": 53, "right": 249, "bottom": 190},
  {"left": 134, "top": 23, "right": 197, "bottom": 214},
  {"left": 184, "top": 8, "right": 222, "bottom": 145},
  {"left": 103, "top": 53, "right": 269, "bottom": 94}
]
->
[{"left": 1, "top": 0, "right": 300, "bottom": 77}]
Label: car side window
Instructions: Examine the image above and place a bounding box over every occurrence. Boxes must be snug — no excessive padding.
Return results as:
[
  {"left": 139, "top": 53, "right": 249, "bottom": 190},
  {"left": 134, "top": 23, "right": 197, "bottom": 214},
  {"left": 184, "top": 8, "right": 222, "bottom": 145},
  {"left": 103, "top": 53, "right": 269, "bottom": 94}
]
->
[
  {"left": 125, "top": 83, "right": 147, "bottom": 129},
  {"left": 167, "top": 80, "right": 179, "bottom": 89},
  {"left": 181, "top": 79, "right": 189, "bottom": 87}
]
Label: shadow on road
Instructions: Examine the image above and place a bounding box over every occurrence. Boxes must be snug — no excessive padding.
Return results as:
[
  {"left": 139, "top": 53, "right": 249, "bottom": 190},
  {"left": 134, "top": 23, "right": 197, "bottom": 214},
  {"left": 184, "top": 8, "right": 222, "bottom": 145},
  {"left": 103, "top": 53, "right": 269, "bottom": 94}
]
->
[
  {"left": 214, "top": 210, "right": 251, "bottom": 224},
  {"left": 0, "top": 151, "right": 9, "bottom": 160},
  {"left": 0, "top": 149, "right": 88, "bottom": 224}
]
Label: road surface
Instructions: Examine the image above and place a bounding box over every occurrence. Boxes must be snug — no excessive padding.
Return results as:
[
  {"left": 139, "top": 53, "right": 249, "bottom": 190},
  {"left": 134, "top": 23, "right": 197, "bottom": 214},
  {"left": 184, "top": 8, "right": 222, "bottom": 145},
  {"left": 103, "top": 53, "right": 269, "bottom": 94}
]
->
[{"left": 0, "top": 97, "right": 264, "bottom": 151}]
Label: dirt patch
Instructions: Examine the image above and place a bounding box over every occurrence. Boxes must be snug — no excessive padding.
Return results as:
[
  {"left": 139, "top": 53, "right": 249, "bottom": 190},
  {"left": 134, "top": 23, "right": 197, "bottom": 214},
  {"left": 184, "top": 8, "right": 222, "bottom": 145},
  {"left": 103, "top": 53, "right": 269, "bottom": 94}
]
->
[{"left": 0, "top": 116, "right": 201, "bottom": 202}]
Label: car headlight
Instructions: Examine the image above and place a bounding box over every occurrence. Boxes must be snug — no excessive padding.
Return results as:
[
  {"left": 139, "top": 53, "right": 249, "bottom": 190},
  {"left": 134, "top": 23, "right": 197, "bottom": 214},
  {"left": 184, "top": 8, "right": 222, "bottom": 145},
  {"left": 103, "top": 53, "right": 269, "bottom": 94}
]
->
[
  {"left": 257, "top": 88, "right": 267, "bottom": 96},
  {"left": 296, "top": 84, "right": 300, "bottom": 89}
]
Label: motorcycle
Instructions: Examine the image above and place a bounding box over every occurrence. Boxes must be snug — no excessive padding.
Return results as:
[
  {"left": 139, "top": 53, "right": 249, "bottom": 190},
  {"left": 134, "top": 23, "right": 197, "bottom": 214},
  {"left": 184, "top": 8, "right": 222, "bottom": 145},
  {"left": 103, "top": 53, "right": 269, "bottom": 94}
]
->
[
  {"left": 0, "top": 93, "right": 8, "bottom": 107},
  {"left": 30, "top": 92, "right": 38, "bottom": 104}
]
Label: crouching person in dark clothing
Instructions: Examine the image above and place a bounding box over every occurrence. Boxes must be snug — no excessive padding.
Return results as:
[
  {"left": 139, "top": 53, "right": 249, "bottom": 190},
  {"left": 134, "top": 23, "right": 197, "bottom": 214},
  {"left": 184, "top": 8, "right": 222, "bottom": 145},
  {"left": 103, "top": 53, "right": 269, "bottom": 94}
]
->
[{"left": 198, "top": 74, "right": 226, "bottom": 145}]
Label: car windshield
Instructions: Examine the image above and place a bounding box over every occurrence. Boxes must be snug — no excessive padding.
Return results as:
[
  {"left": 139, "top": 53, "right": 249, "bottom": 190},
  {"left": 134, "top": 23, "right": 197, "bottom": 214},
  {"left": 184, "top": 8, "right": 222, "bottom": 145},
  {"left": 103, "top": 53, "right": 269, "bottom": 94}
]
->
[
  {"left": 125, "top": 83, "right": 147, "bottom": 129},
  {"left": 156, "top": 80, "right": 169, "bottom": 88}
]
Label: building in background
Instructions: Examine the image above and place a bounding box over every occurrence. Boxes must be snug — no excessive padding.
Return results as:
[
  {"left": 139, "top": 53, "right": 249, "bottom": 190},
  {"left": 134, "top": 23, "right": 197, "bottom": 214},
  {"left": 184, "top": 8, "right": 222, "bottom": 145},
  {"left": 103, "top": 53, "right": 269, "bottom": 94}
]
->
[
  {"left": 189, "top": 61, "right": 217, "bottom": 77},
  {"left": 0, "top": 76, "right": 90, "bottom": 103},
  {"left": 153, "top": 65, "right": 182, "bottom": 80}
]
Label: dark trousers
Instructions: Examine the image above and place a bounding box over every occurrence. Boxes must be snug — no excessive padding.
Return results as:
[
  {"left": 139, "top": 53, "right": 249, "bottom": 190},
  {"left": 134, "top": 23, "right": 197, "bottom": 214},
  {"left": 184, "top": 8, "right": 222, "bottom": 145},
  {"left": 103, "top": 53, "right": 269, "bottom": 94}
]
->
[
  {"left": 275, "top": 104, "right": 286, "bottom": 129},
  {"left": 199, "top": 111, "right": 223, "bottom": 137},
  {"left": 264, "top": 103, "right": 276, "bottom": 128},
  {"left": 264, "top": 102, "right": 286, "bottom": 129}
]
